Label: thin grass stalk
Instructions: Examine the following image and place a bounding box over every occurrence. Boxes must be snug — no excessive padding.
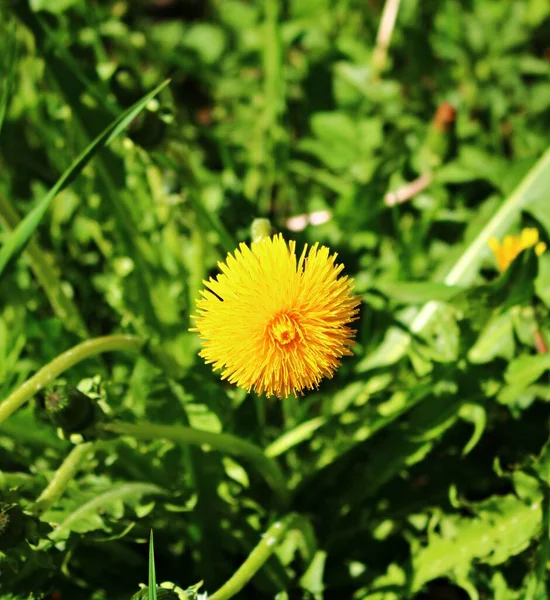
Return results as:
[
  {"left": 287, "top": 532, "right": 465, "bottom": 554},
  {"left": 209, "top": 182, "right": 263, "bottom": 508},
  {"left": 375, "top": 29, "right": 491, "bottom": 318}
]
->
[{"left": 372, "top": 0, "right": 402, "bottom": 76}]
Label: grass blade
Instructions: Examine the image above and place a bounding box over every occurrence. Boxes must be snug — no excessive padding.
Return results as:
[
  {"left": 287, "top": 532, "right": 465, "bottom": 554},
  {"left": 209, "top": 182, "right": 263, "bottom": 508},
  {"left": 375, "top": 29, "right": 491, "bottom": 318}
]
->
[
  {"left": 149, "top": 530, "right": 157, "bottom": 600},
  {"left": 0, "top": 78, "right": 170, "bottom": 278}
]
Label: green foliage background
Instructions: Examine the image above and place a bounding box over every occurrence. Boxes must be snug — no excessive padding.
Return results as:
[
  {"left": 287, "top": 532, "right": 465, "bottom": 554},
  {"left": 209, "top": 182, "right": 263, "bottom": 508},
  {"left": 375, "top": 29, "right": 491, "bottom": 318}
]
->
[{"left": 0, "top": 0, "right": 549, "bottom": 598}]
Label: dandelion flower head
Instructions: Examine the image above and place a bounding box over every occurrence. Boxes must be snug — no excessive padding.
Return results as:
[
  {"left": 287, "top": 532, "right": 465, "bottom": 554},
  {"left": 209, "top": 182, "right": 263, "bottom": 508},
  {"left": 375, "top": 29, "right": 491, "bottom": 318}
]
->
[
  {"left": 488, "top": 227, "right": 546, "bottom": 273},
  {"left": 191, "top": 234, "right": 361, "bottom": 398}
]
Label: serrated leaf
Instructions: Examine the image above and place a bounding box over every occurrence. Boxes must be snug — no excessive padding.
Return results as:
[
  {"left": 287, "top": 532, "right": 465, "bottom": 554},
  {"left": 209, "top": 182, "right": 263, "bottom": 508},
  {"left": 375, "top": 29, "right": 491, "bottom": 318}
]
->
[
  {"left": 47, "top": 482, "right": 165, "bottom": 541},
  {"left": 412, "top": 494, "right": 543, "bottom": 590}
]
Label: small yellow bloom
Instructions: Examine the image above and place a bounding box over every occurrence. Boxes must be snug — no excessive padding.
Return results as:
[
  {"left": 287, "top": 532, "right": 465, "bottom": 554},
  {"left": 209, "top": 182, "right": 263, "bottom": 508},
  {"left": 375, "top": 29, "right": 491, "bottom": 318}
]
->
[
  {"left": 488, "top": 228, "right": 546, "bottom": 273},
  {"left": 191, "top": 234, "right": 361, "bottom": 398}
]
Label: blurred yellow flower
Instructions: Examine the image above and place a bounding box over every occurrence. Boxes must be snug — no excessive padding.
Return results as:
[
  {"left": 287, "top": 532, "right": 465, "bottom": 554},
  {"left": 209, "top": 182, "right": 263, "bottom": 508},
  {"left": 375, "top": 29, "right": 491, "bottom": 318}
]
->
[
  {"left": 191, "top": 234, "right": 361, "bottom": 398},
  {"left": 488, "top": 228, "right": 546, "bottom": 273}
]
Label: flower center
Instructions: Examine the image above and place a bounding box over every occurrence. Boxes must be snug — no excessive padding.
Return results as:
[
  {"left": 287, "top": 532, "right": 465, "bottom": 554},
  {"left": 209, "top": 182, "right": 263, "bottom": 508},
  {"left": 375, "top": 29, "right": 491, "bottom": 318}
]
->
[{"left": 268, "top": 313, "right": 299, "bottom": 346}]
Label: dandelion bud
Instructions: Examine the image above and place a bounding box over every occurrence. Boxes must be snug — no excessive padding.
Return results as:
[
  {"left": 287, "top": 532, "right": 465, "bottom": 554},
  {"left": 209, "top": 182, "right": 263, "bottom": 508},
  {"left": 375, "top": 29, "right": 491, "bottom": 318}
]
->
[
  {"left": 0, "top": 502, "right": 26, "bottom": 551},
  {"left": 251, "top": 218, "right": 272, "bottom": 242},
  {"left": 39, "top": 385, "right": 96, "bottom": 433}
]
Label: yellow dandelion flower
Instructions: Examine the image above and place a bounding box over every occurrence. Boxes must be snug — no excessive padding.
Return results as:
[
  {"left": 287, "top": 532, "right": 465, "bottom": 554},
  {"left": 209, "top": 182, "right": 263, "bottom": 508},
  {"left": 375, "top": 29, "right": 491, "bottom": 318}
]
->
[
  {"left": 191, "top": 234, "right": 361, "bottom": 399},
  {"left": 488, "top": 227, "right": 546, "bottom": 273}
]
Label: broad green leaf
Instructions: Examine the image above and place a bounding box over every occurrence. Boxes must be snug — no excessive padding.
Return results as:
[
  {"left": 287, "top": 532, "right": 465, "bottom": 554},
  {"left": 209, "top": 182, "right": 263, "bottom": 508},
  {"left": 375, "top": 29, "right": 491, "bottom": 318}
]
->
[{"left": 0, "top": 79, "right": 170, "bottom": 277}]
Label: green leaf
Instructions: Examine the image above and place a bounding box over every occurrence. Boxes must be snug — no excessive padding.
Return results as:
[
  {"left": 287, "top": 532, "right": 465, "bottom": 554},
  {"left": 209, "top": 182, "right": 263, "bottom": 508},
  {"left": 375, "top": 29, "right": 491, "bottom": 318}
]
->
[
  {"left": 526, "top": 196, "right": 550, "bottom": 237},
  {"left": 184, "top": 23, "right": 226, "bottom": 65},
  {"left": 458, "top": 403, "right": 487, "bottom": 456},
  {"left": 374, "top": 281, "right": 461, "bottom": 304},
  {"left": 47, "top": 481, "right": 165, "bottom": 541},
  {"left": 0, "top": 79, "right": 170, "bottom": 277},
  {"left": 453, "top": 247, "right": 538, "bottom": 328},
  {"left": 29, "top": 0, "right": 82, "bottom": 13},
  {"left": 535, "top": 252, "right": 550, "bottom": 308},
  {"left": 299, "top": 550, "right": 327, "bottom": 597},
  {"left": 468, "top": 309, "right": 515, "bottom": 364},
  {"left": 498, "top": 354, "right": 550, "bottom": 405},
  {"left": 532, "top": 440, "right": 550, "bottom": 486},
  {"left": 265, "top": 417, "right": 327, "bottom": 458}
]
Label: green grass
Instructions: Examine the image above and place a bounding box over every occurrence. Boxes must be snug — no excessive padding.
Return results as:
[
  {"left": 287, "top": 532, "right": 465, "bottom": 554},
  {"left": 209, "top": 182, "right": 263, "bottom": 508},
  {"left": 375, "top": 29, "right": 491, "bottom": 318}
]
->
[{"left": 0, "top": 1, "right": 549, "bottom": 599}]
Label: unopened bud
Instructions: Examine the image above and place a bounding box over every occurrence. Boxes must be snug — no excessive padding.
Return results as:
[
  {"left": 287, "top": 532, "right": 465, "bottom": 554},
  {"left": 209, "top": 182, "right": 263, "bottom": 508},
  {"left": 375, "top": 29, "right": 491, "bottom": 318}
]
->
[
  {"left": 251, "top": 218, "right": 272, "bottom": 243},
  {"left": 0, "top": 503, "right": 26, "bottom": 551},
  {"left": 38, "top": 385, "right": 96, "bottom": 433}
]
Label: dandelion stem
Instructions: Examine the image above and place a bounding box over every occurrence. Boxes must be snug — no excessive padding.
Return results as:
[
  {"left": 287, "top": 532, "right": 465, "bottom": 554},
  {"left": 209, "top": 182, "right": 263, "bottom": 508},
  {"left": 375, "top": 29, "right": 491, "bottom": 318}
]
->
[
  {"left": 0, "top": 335, "right": 143, "bottom": 424},
  {"left": 261, "top": 0, "right": 283, "bottom": 213},
  {"left": 384, "top": 173, "right": 433, "bottom": 206},
  {"left": 372, "top": 0, "right": 402, "bottom": 76},
  {"left": 209, "top": 515, "right": 296, "bottom": 600},
  {"left": 102, "top": 421, "right": 290, "bottom": 507},
  {"left": 33, "top": 442, "right": 94, "bottom": 514}
]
